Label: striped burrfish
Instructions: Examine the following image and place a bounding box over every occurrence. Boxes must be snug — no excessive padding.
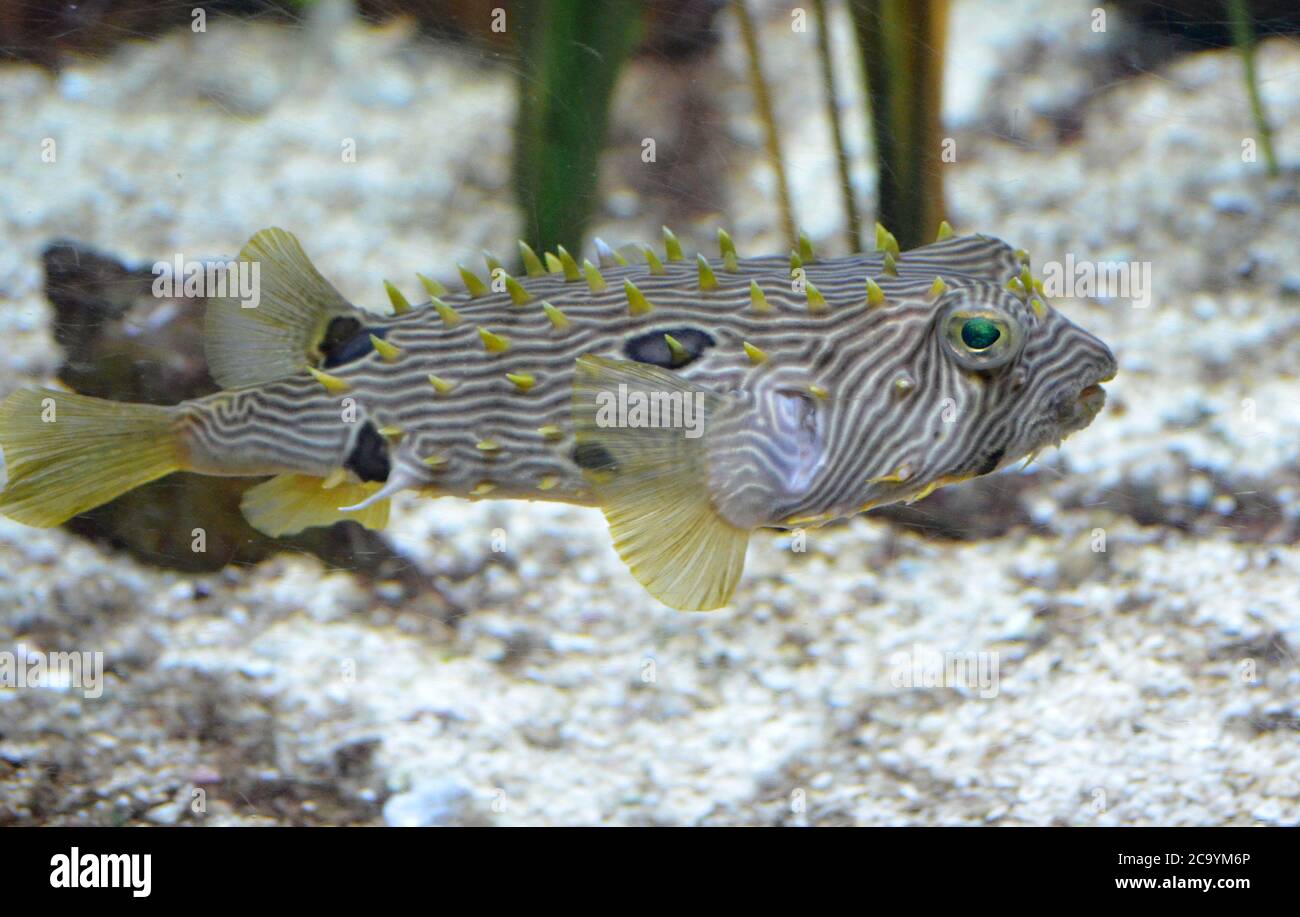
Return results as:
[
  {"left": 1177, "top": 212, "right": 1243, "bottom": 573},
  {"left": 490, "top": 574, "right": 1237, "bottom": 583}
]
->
[{"left": 0, "top": 225, "right": 1115, "bottom": 610}]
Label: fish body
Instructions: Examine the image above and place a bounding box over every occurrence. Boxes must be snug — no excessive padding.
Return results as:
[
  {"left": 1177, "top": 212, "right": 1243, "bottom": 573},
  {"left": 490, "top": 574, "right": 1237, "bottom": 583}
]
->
[{"left": 0, "top": 227, "right": 1116, "bottom": 609}]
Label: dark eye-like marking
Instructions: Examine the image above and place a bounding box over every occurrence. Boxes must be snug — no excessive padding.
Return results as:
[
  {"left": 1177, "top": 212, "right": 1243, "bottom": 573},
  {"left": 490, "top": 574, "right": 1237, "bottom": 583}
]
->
[
  {"left": 974, "top": 447, "right": 1006, "bottom": 476},
  {"left": 321, "top": 318, "right": 388, "bottom": 369},
  {"left": 623, "top": 326, "right": 716, "bottom": 369},
  {"left": 572, "top": 441, "right": 618, "bottom": 473},
  {"left": 345, "top": 421, "right": 391, "bottom": 482}
]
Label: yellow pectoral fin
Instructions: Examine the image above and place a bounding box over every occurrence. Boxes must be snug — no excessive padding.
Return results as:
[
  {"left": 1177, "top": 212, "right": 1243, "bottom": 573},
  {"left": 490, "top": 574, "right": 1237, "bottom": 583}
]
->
[
  {"left": 600, "top": 479, "right": 750, "bottom": 612},
  {"left": 240, "top": 473, "right": 390, "bottom": 536},
  {"left": 571, "top": 355, "right": 749, "bottom": 611}
]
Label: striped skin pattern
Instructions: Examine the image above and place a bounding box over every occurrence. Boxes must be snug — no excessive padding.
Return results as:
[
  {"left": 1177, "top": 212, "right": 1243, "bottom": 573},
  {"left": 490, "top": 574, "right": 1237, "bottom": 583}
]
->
[
  {"left": 183, "top": 230, "right": 1113, "bottom": 515},
  {"left": 0, "top": 226, "right": 1117, "bottom": 610}
]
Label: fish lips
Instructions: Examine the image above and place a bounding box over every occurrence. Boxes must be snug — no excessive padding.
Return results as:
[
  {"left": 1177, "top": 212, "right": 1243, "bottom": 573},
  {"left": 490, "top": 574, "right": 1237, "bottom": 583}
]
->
[
  {"left": 1077, "top": 381, "right": 1107, "bottom": 415},
  {"left": 1054, "top": 380, "right": 1108, "bottom": 435}
]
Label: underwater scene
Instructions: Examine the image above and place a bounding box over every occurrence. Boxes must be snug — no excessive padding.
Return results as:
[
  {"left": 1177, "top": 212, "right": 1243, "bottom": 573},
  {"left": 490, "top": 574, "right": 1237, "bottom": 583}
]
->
[{"left": 0, "top": 0, "right": 1297, "bottom": 829}]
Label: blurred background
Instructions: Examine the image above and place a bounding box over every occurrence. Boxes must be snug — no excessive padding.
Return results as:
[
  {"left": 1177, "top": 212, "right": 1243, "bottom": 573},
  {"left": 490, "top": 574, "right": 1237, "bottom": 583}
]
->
[{"left": 0, "top": 0, "right": 1296, "bottom": 826}]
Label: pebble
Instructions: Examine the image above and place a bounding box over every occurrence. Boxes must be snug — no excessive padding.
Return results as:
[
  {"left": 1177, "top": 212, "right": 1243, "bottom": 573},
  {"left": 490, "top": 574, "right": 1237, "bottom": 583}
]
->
[{"left": 383, "top": 779, "right": 481, "bottom": 827}]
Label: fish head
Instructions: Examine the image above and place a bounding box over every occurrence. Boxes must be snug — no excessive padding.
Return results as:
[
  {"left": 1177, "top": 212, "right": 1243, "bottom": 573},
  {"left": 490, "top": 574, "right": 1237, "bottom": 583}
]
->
[
  {"left": 877, "top": 280, "right": 1117, "bottom": 499},
  {"left": 1009, "top": 293, "right": 1118, "bottom": 448}
]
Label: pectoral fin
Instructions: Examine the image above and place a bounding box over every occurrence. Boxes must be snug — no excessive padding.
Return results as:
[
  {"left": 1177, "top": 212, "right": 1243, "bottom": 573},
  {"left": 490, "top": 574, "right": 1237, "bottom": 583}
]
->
[
  {"left": 572, "top": 356, "right": 748, "bottom": 611},
  {"left": 241, "top": 473, "right": 390, "bottom": 536}
]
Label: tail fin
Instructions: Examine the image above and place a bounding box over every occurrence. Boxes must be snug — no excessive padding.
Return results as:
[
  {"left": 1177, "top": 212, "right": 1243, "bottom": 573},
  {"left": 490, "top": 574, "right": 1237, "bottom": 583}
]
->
[
  {"left": 0, "top": 388, "right": 183, "bottom": 528},
  {"left": 204, "top": 227, "right": 360, "bottom": 389}
]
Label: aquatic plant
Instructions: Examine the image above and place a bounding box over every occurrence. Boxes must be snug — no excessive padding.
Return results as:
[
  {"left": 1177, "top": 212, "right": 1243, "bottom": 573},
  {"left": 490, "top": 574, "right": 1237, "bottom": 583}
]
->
[
  {"left": 812, "top": 0, "right": 863, "bottom": 252},
  {"left": 733, "top": 0, "right": 798, "bottom": 248},
  {"left": 512, "top": 0, "right": 643, "bottom": 262},
  {"left": 846, "top": 0, "right": 948, "bottom": 252},
  {"left": 1226, "top": 0, "right": 1279, "bottom": 176}
]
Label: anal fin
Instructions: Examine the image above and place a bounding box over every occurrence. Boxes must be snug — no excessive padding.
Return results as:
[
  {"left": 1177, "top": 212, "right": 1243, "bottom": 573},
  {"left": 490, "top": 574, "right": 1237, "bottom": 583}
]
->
[
  {"left": 240, "top": 473, "right": 390, "bottom": 537},
  {"left": 572, "top": 355, "right": 749, "bottom": 611}
]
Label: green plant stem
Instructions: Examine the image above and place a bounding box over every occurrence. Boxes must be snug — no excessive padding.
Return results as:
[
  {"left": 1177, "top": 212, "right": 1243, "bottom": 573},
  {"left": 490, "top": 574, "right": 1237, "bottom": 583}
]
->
[
  {"left": 847, "top": 0, "right": 948, "bottom": 251},
  {"left": 812, "top": 0, "right": 862, "bottom": 252},
  {"left": 512, "top": 0, "right": 643, "bottom": 260},
  {"left": 1226, "top": 0, "right": 1279, "bottom": 177},
  {"left": 733, "top": 0, "right": 797, "bottom": 248}
]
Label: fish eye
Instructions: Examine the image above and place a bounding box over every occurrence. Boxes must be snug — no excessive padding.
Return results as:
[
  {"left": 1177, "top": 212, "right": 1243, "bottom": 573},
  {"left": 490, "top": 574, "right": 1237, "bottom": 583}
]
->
[
  {"left": 942, "top": 304, "right": 1023, "bottom": 370},
  {"left": 961, "top": 317, "right": 1000, "bottom": 350}
]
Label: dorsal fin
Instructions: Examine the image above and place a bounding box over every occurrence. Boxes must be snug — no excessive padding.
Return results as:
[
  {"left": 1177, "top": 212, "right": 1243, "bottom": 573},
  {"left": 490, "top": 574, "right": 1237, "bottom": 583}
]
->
[
  {"left": 571, "top": 356, "right": 749, "bottom": 611},
  {"left": 204, "top": 228, "right": 364, "bottom": 388}
]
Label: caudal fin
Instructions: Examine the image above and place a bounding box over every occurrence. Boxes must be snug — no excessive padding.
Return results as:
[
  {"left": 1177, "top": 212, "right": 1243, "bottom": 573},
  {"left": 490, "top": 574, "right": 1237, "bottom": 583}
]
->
[{"left": 0, "top": 388, "right": 183, "bottom": 527}]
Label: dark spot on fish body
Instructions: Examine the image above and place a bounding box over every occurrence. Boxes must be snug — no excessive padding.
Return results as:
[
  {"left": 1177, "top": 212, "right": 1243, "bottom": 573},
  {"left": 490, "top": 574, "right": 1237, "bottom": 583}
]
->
[
  {"left": 975, "top": 447, "right": 1006, "bottom": 477},
  {"left": 572, "top": 441, "right": 618, "bottom": 473},
  {"left": 346, "top": 421, "right": 391, "bottom": 482},
  {"left": 321, "top": 316, "right": 362, "bottom": 350},
  {"left": 321, "top": 318, "right": 389, "bottom": 369},
  {"left": 624, "top": 326, "right": 716, "bottom": 368}
]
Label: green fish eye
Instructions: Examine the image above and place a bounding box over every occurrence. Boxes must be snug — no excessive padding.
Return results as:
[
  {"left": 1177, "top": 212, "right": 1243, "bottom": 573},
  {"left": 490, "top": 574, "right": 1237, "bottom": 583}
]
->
[{"left": 961, "top": 317, "right": 1001, "bottom": 350}]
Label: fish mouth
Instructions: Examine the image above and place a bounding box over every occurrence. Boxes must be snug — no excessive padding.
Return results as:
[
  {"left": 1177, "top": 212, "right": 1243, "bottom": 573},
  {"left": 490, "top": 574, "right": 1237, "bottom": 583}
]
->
[
  {"left": 1052, "top": 381, "right": 1107, "bottom": 439},
  {"left": 1076, "top": 379, "right": 1107, "bottom": 416},
  {"left": 1076, "top": 382, "right": 1106, "bottom": 421}
]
